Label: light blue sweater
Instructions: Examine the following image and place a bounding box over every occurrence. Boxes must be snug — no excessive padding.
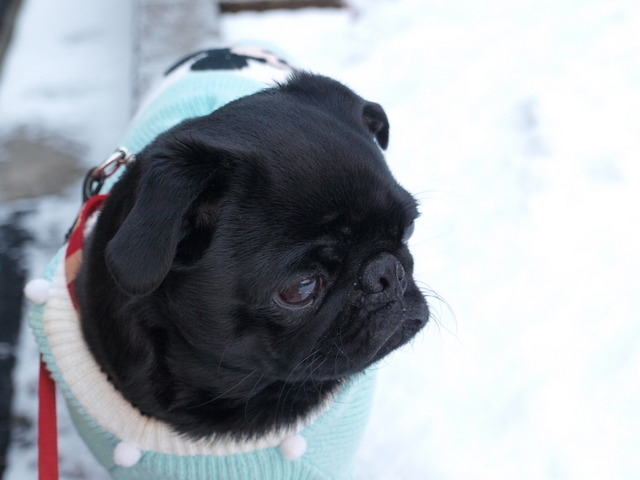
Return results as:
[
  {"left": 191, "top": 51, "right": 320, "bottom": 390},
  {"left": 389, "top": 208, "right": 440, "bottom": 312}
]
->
[{"left": 30, "top": 47, "right": 376, "bottom": 480}]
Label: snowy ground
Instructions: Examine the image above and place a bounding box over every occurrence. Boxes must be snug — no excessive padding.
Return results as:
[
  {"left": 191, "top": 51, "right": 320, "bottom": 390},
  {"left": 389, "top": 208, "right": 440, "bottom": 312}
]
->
[{"left": 3, "top": 0, "right": 640, "bottom": 478}]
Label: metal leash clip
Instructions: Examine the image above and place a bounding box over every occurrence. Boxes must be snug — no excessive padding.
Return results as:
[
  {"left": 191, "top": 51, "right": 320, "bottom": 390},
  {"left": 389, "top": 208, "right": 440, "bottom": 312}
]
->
[{"left": 83, "top": 147, "right": 135, "bottom": 201}]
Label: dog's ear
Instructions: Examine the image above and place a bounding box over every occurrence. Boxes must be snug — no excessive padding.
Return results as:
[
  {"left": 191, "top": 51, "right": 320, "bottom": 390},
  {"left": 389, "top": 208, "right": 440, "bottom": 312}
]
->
[
  {"left": 280, "top": 72, "right": 390, "bottom": 150},
  {"left": 362, "top": 102, "right": 389, "bottom": 150},
  {"left": 105, "top": 139, "right": 234, "bottom": 296}
]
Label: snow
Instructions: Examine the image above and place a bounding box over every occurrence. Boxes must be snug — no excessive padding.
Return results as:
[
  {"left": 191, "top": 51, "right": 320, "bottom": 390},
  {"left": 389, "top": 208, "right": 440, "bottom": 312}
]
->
[
  {"left": 2, "top": 1, "right": 134, "bottom": 479},
  {"left": 0, "top": 0, "right": 133, "bottom": 155},
  {"left": 3, "top": 0, "right": 640, "bottom": 478}
]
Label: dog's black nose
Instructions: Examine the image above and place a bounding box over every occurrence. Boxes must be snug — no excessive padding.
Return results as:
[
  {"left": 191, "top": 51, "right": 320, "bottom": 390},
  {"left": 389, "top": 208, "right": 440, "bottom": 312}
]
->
[{"left": 361, "top": 253, "right": 407, "bottom": 298}]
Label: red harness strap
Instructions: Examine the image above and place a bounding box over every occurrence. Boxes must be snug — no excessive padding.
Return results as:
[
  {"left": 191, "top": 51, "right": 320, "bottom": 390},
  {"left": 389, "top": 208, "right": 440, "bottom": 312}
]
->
[
  {"left": 38, "top": 358, "right": 59, "bottom": 480},
  {"left": 37, "top": 194, "right": 108, "bottom": 480}
]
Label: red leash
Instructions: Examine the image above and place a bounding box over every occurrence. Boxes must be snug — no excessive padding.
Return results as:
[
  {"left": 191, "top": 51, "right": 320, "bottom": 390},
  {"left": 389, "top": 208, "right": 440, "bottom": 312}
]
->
[
  {"left": 38, "top": 358, "right": 59, "bottom": 480},
  {"left": 37, "top": 194, "right": 108, "bottom": 480}
]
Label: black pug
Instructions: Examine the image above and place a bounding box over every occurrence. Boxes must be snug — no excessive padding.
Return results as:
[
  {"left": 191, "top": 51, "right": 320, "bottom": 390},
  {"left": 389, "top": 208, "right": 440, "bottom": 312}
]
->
[{"left": 72, "top": 61, "right": 428, "bottom": 470}]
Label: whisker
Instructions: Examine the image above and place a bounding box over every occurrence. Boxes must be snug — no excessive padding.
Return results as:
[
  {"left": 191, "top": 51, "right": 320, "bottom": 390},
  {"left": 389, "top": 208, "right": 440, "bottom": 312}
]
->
[
  {"left": 275, "top": 348, "right": 321, "bottom": 419},
  {"left": 331, "top": 337, "right": 348, "bottom": 359},
  {"left": 216, "top": 343, "right": 231, "bottom": 377},
  {"left": 188, "top": 370, "right": 257, "bottom": 409},
  {"left": 332, "top": 329, "right": 350, "bottom": 377},
  {"left": 417, "top": 280, "right": 457, "bottom": 338},
  {"left": 285, "top": 355, "right": 329, "bottom": 419},
  {"left": 244, "top": 371, "right": 266, "bottom": 422}
]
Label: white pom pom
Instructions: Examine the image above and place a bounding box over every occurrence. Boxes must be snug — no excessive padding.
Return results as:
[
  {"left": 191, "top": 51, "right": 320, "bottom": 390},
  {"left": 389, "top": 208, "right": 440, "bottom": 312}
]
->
[
  {"left": 24, "top": 279, "right": 52, "bottom": 305},
  {"left": 113, "top": 442, "right": 142, "bottom": 467},
  {"left": 279, "top": 434, "right": 307, "bottom": 461}
]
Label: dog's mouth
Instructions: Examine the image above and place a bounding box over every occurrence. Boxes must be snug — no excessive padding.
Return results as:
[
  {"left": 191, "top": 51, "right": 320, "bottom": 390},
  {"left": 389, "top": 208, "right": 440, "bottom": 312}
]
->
[
  {"left": 365, "top": 289, "right": 429, "bottom": 356},
  {"left": 293, "top": 299, "right": 429, "bottom": 382},
  {"left": 368, "top": 315, "right": 428, "bottom": 364}
]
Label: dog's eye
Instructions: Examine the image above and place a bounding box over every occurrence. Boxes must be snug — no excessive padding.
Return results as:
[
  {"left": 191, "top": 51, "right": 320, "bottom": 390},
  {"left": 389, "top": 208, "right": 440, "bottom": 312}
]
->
[
  {"left": 402, "top": 221, "right": 415, "bottom": 243},
  {"left": 277, "top": 276, "right": 322, "bottom": 307}
]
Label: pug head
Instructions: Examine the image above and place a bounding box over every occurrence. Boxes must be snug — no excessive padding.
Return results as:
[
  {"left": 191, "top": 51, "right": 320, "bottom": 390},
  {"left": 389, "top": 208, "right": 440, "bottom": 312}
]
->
[{"left": 78, "top": 72, "right": 429, "bottom": 440}]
